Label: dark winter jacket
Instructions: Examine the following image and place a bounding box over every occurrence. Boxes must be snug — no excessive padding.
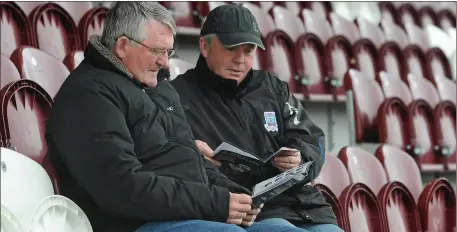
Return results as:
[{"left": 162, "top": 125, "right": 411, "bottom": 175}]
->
[
  {"left": 171, "top": 55, "right": 338, "bottom": 226},
  {"left": 45, "top": 36, "right": 248, "bottom": 232}
]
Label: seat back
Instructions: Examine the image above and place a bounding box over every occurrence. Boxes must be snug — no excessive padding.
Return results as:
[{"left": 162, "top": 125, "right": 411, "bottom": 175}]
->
[
  {"left": 168, "top": 58, "right": 194, "bottom": 81},
  {"left": 407, "top": 73, "right": 441, "bottom": 108},
  {"left": 435, "top": 75, "right": 456, "bottom": 105},
  {"left": 381, "top": 19, "right": 409, "bottom": 50},
  {"left": 378, "top": 71, "right": 412, "bottom": 105},
  {"left": 161, "top": 2, "right": 197, "bottom": 28},
  {"left": 15, "top": 1, "right": 43, "bottom": 16},
  {"left": 418, "top": 6, "right": 438, "bottom": 27},
  {"left": 344, "top": 69, "right": 385, "bottom": 142},
  {"left": 10, "top": 47, "right": 70, "bottom": 98},
  {"left": 242, "top": 2, "right": 276, "bottom": 38},
  {"left": 0, "top": 2, "right": 34, "bottom": 57},
  {"left": 63, "top": 50, "right": 84, "bottom": 71},
  {"left": 339, "top": 146, "right": 388, "bottom": 195},
  {"left": 53, "top": 1, "right": 93, "bottom": 25},
  {"left": 270, "top": 6, "right": 305, "bottom": 42},
  {"left": 78, "top": 7, "right": 108, "bottom": 47},
  {"left": 356, "top": 17, "right": 385, "bottom": 49},
  {"left": 379, "top": 2, "right": 399, "bottom": 25},
  {"left": 331, "top": 2, "right": 356, "bottom": 22},
  {"left": 0, "top": 148, "right": 55, "bottom": 230},
  {"left": 375, "top": 145, "right": 423, "bottom": 202},
  {"left": 330, "top": 12, "right": 360, "bottom": 45},
  {"left": 437, "top": 9, "right": 456, "bottom": 31},
  {"left": 352, "top": 2, "right": 382, "bottom": 24},
  {"left": 397, "top": 3, "right": 419, "bottom": 28},
  {"left": 29, "top": 3, "right": 80, "bottom": 61},
  {"left": 313, "top": 153, "right": 350, "bottom": 198},
  {"left": 301, "top": 9, "right": 333, "bottom": 44},
  {"left": 404, "top": 22, "right": 430, "bottom": 52},
  {"left": 0, "top": 54, "right": 21, "bottom": 90}
]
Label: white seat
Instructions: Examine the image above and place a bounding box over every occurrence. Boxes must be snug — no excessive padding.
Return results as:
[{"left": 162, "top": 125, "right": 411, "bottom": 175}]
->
[
  {"left": 0, "top": 148, "right": 54, "bottom": 230},
  {"left": 168, "top": 58, "right": 194, "bottom": 81},
  {"left": 1, "top": 204, "right": 24, "bottom": 232}
]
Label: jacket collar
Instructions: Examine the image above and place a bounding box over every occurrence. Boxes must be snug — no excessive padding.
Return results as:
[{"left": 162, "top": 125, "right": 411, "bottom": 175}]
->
[
  {"left": 195, "top": 55, "right": 255, "bottom": 98},
  {"left": 83, "top": 35, "right": 149, "bottom": 88}
]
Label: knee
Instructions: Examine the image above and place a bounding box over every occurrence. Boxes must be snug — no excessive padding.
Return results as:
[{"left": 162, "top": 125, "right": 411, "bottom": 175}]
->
[{"left": 219, "top": 224, "right": 245, "bottom": 232}]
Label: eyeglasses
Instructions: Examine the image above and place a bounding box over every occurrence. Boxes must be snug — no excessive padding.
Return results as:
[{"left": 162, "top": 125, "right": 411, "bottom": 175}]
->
[{"left": 125, "top": 36, "right": 176, "bottom": 58}]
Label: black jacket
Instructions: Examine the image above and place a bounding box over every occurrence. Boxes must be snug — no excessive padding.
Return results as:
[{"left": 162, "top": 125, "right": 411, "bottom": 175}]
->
[
  {"left": 171, "top": 55, "right": 337, "bottom": 226},
  {"left": 45, "top": 37, "right": 248, "bottom": 232}
]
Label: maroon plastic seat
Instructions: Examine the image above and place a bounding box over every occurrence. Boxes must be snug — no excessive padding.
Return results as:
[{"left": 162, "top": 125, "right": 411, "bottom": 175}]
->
[
  {"left": 160, "top": 2, "right": 199, "bottom": 28},
  {"left": 406, "top": 73, "right": 454, "bottom": 171},
  {"left": 312, "top": 153, "right": 349, "bottom": 230},
  {"left": 0, "top": 2, "right": 34, "bottom": 57},
  {"left": 10, "top": 47, "right": 70, "bottom": 98},
  {"left": 376, "top": 71, "right": 412, "bottom": 151},
  {"left": 0, "top": 54, "right": 21, "bottom": 90},
  {"left": 379, "top": 2, "right": 400, "bottom": 25},
  {"left": 63, "top": 50, "right": 84, "bottom": 71},
  {"left": 15, "top": 1, "right": 43, "bottom": 16},
  {"left": 302, "top": 2, "right": 332, "bottom": 21},
  {"left": 376, "top": 145, "right": 456, "bottom": 231},
  {"left": 28, "top": 3, "right": 80, "bottom": 61},
  {"left": 54, "top": 1, "right": 93, "bottom": 26},
  {"left": 339, "top": 146, "right": 421, "bottom": 232},
  {"left": 418, "top": 5, "right": 438, "bottom": 27},
  {"left": 78, "top": 6, "right": 108, "bottom": 47},
  {"left": 437, "top": 9, "right": 456, "bottom": 31},
  {"left": 0, "top": 79, "right": 59, "bottom": 193},
  {"left": 296, "top": 9, "right": 333, "bottom": 100},
  {"left": 344, "top": 69, "right": 385, "bottom": 143},
  {"left": 397, "top": 3, "right": 420, "bottom": 28}
]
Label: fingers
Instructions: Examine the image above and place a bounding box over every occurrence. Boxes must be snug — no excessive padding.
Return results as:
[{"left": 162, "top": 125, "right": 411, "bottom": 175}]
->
[
  {"left": 195, "top": 140, "right": 214, "bottom": 158},
  {"left": 274, "top": 154, "right": 301, "bottom": 164},
  {"left": 241, "top": 214, "right": 256, "bottom": 226},
  {"left": 205, "top": 156, "right": 222, "bottom": 167},
  {"left": 274, "top": 162, "right": 299, "bottom": 170}
]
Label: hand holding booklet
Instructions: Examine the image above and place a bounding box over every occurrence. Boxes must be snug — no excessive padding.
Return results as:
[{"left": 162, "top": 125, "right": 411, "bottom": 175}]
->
[
  {"left": 211, "top": 142, "right": 314, "bottom": 206},
  {"left": 212, "top": 142, "right": 299, "bottom": 173}
]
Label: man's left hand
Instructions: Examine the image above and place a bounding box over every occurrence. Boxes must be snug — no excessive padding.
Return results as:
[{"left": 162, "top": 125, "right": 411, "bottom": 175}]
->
[{"left": 272, "top": 148, "right": 301, "bottom": 172}]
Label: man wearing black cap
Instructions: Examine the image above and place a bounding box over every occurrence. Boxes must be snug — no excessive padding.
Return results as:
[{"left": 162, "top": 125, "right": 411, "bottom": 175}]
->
[{"left": 172, "top": 4, "right": 343, "bottom": 232}]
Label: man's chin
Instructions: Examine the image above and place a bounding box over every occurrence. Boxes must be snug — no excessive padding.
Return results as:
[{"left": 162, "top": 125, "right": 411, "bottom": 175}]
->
[{"left": 144, "top": 78, "right": 158, "bottom": 88}]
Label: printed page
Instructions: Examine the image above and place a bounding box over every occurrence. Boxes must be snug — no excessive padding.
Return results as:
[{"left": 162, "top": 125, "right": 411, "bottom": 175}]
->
[{"left": 212, "top": 142, "right": 259, "bottom": 160}]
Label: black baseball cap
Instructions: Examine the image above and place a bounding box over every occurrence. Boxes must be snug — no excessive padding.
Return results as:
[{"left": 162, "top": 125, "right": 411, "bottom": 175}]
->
[{"left": 201, "top": 4, "right": 265, "bottom": 50}]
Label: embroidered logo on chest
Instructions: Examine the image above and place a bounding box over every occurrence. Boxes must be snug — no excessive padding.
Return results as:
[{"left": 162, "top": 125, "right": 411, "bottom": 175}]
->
[{"left": 264, "top": 112, "right": 278, "bottom": 132}]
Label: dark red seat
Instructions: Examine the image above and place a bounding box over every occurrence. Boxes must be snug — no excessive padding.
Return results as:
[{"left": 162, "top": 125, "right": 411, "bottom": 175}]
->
[
  {"left": 0, "top": 54, "right": 21, "bottom": 90},
  {"left": 78, "top": 6, "right": 108, "bottom": 47},
  {"left": 10, "top": 47, "right": 70, "bottom": 98},
  {"left": 160, "top": 2, "right": 199, "bottom": 28},
  {"left": 344, "top": 69, "right": 385, "bottom": 143},
  {"left": 378, "top": 2, "right": 400, "bottom": 25},
  {"left": 296, "top": 9, "right": 333, "bottom": 100},
  {"left": 312, "top": 153, "right": 349, "bottom": 230},
  {"left": 15, "top": 1, "right": 43, "bottom": 16},
  {"left": 437, "top": 9, "right": 456, "bottom": 31},
  {"left": 397, "top": 3, "right": 420, "bottom": 28},
  {"left": 63, "top": 50, "right": 84, "bottom": 71},
  {"left": 0, "top": 79, "right": 59, "bottom": 193},
  {"left": 418, "top": 5, "right": 438, "bottom": 27},
  {"left": 54, "top": 1, "right": 93, "bottom": 26},
  {"left": 0, "top": 2, "right": 34, "bottom": 57},
  {"left": 406, "top": 73, "right": 454, "bottom": 171},
  {"left": 376, "top": 145, "right": 456, "bottom": 231},
  {"left": 339, "top": 146, "right": 421, "bottom": 232},
  {"left": 302, "top": 2, "right": 332, "bottom": 21},
  {"left": 28, "top": 3, "right": 80, "bottom": 61}
]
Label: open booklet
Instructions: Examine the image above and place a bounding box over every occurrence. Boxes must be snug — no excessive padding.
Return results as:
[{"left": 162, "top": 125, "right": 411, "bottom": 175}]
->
[
  {"left": 212, "top": 142, "right": 299, "bottom": 173},
  {"left": 251, "top": 161, "right": 314, "bottom": 207}
]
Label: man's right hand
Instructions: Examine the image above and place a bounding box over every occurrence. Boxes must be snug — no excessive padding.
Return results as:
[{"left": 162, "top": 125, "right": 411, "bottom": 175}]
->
[
  {"left": 227, "top": 193, "right": 252, "bottom": 225},
  {"left": 195, "top": 140, "right": 221, "bottom": 167}
]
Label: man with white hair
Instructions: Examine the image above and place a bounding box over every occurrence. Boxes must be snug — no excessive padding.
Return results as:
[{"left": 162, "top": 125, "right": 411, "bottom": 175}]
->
[{"left": 46, "top": 2, "right": 308, "bottom": 232}]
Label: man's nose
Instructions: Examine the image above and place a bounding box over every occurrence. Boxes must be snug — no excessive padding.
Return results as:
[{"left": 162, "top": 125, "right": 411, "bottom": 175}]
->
[{"left": 156, "top": 55, "right": 169, "bottom": 68}]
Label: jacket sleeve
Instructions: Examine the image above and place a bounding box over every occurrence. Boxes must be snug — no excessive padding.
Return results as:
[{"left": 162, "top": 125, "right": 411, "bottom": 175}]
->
[
  {"left": 48, "top": 83, "right": 230, "bottom": 222},
  {"left": 277, "top": 81, "right": 326, "bottom": 181}
]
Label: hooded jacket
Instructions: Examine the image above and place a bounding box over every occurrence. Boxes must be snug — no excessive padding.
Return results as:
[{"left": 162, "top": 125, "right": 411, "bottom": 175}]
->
[
  {"left": 45, "top": 36, "right": 249, "bottom": 232},
  {"left": 171, "top": 55, "right": 338, "bottom": 226}
]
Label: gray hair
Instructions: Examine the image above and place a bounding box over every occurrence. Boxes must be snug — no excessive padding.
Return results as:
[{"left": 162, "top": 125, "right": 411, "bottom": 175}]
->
[
  {"left": 101, "top": 2, "right": 177, "bottom": 49},
  {"left": 203, "top": 34, "right": 216, "bottom": 46}
]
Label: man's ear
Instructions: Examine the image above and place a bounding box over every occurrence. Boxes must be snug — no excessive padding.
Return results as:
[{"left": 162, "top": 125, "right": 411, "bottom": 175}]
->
[
  {"left": 114, "top": 36, "right": 131, "bottom": 59},
  {"left": 199, "top": 37, "right": 209, "bottom": 58}
]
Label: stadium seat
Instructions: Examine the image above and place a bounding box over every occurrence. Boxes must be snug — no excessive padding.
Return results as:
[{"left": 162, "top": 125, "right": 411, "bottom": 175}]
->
[
  {"left": 0, "top": 54, "right": 21, "bottom": 90},
  {"left": 294, "top": 9, "right": 332, "bottom": 100},
  {"left": 0, "top": 2, "right": 34, "bottom": 57},
  {"left": 78, "top": 6, "right": 108, "bottom": 47},
  {"left": 1, "top": 147, "right": 55, "bottom": 230},
  {"left": 339, "top": 146, "right": 422, "bottom": 232},
  {"left": 434, "top": 75, "right": 457, "bottom": 105},
  {"left": 283, "top": 2, "right": 305, "bottom": 17},
  {"left": 375, "top": 145, "right": 457, "bottom": 231},
  {"left": 418, "top": 4, "right": 438, "bottom": 27},
  {"left": 376, "top": 71, "right": 411, "bottom": 150},
  {"left": 344, "top": 69, "right": 384, "bottom": 143},
  {"left": 352, "top": 2, "right": 382, "bottom": 24},
  {"left": 302, "top": 2, "right": 332, "bottom": 20},
  {"left": 312, "top": 154, "right": 349, "bottom": 231},
  {"left": 160, "top": 2, "right": 199, "bottom": 28},
  {"left": 0, "top": 79, "right": 59, "bottom": 193},
  {"left": 168, "top": 58, "right": 194, "bottom": 81},
  {"left": 10, "top": 47, "right": 70, "bottom": 98},
  {"left": 397, "top": 3, "right": 420, "bottom": 28},
  {"left": 28, "top": 3, "right": 80, "bottom": 61},
  {"left": 437, "top": 9, "right": 456, "bottom": 31},
  {"left": 406, "top": 73, "right": 454, "bottom": 171},
  {"left": 331, "top": 2, "right": 356, "bottom": 22},
  {"left": 14, "top": 1, "right": 43, "bottom": 16},
  {"left": 63, "top": 50, "right": 84, "bottom": 71},
  {"left": 269, "top": 6, "right": 305, "bottom": 43},
  {"left": 194, "top": 2, "right": 227, "bottom": 25},
  {"left": 378, "top": 2, "right": 399, "bottom": 25},
  {"left": 53, "top": 1, "right": 93, "bottom": 26}
]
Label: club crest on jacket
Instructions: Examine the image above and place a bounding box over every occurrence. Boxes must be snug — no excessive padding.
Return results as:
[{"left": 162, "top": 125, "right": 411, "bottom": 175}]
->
[{"left": 264, "top": 112, "right": 278, "bottom": 132}]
